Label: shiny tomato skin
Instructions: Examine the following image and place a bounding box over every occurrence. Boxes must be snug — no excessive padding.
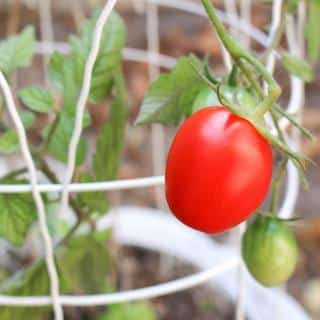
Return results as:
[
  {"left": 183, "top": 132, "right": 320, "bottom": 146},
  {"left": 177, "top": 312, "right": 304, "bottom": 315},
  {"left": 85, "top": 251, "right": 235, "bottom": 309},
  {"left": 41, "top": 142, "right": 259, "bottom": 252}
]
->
[{"left": 165, "top": 106, "right": 273, "bottom": 233}]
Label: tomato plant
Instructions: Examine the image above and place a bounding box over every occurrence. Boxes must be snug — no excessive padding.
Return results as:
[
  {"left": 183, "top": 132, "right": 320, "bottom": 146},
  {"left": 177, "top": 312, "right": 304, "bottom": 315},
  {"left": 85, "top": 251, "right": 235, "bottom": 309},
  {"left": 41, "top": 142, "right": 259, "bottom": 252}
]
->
[
  {"left": 165, "top": 106, "right": 273, "bottom": 233},
  {"left": 136, "top": 0, "right": 318, "bottom": 285},
  {"left": 242, "top": 215, "right": 298, "bottom": 287}
]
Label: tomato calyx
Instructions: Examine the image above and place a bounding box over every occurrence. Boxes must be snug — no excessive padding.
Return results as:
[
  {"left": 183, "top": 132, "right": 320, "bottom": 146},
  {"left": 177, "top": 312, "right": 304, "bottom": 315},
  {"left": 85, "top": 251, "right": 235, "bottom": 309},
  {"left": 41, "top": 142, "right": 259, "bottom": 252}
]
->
[
  {"left": 189, "top": 54, "right": 312, "bottom": 173},
  {"left": 255, "top": 211, "right": 304, "bottom": 223}
]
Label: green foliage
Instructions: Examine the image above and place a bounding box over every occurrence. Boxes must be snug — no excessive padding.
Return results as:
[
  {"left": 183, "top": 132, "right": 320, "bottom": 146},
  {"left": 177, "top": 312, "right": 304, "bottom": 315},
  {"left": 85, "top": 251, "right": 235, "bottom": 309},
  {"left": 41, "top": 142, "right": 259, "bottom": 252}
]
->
[
  {"left": 58, "top": 231, "right": 113, "bottom": 294},
  {"left": 49, "top": 11, "right": 126, "bottom": 106},
  {"left": 287, "top": 0, "right": 299, "bottom": 13},
  {"left": 281, "top": 53, "right": 314, "bottom": 82},
  {"left": 306, "top": 0, "right": 320, "bottom": 62},
  {"left": 0, "top": 261, "right": 51, "bottom": 320},
  {"left": 77, "top": 173, "right": 109, "bottom": 214},
  {"left": 135, "top": 55, "right": 205, "bottom": 125},
  {"left": 19, "top": 110, "right": 35, "bottom": 129},
  {"left": 19, "top": 87, "right": 54, "bottom": 113},
  {"left": 69, "top": 11, "right": 126, "bottom": 104},
  {"left": 0, "top": 130, "right": 19, "bottom": 154},
  {"left": 0, "top": 26, "right": 35, "bottom": 74},
  {"left": 99, "top": 302, "right": 157, "bottom": 320},
  {"left": 93, "top": 70, "right": 127, "bottom": 181},
  {"left": 0, "top": 179, "right": 38, "bottom": 246},
  {"left": 47, "top": 111, "right": 88, "bottom": 165}
]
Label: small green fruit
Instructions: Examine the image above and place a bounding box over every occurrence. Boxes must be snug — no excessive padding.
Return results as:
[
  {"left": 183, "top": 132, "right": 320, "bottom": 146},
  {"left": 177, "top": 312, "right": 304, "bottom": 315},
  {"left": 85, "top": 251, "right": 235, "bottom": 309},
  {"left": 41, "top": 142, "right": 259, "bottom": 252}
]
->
[{"left": 242, "top": 215, "right": 298, "bottom": 287}]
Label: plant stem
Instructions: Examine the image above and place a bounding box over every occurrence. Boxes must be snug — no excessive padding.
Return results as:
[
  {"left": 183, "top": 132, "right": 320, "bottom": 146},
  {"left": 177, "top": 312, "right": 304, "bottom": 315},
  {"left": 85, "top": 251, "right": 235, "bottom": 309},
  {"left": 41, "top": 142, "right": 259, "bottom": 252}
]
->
[
  {"left": 1, "top": 167, "right": 28, "bottom": 180},
  {"left": 38, "top": 115, "right": 59, "bottom": 156},
  {"left": 56, "top": 219, "right": 81, "bottom": 247},
  {"left": 269, "top": 157, "right": 288, "bottom": 214},
  {"left": 38, "top": 158, "right": 87, "bottom": 221},
  {"left": 201, "top": 0, "right": 281, "bottom": 119}
]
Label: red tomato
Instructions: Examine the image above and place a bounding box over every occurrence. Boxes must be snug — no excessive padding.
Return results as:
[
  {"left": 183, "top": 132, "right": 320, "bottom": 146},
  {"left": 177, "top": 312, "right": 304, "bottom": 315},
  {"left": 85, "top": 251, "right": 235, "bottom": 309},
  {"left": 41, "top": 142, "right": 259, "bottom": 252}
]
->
[{"left": 165, "top": 106, "right": 273, "bottom": 233}]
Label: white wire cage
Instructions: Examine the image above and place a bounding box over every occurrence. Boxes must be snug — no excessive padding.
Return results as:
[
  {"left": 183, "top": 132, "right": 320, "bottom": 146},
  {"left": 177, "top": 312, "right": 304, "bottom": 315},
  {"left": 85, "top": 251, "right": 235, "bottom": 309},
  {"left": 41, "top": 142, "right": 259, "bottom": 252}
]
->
[{"left": 0, "top": 0, "right": 309, "bottom": 320}]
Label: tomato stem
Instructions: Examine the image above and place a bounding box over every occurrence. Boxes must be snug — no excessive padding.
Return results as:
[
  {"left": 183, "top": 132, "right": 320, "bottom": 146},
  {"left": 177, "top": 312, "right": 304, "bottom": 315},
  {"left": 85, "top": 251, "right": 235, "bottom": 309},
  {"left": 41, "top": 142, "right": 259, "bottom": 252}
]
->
[
  {"left": 201, "top": 0, "right": 281, "bottom": 118},
  {"left": 269, "top": 157, "right": 288, "bottom": 215}
]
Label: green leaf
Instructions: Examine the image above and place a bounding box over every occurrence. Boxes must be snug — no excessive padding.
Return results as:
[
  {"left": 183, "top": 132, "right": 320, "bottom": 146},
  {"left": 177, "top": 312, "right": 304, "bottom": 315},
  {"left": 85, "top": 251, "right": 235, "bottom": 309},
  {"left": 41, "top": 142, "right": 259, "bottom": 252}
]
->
[
  {"left": 0, "top": 261, "right": 51, "bottom": 320},
  {"left": 93, "top": 71, "right": 127, "bottom": 181},
  {"left": 77, "top": 173, "right": 109, "bottom": 214},
  {"left": 69, "top": 11, "right": 126, "bottom": 104},
  {"left": 58, "top": 231, "right": 113, "bottom": 294},
  {"left": 19, "top": 110, "right": 35, "bottom": 129},
  {"left": 49, "top": 11, "right": 126, "bottom": 106},
  {"left": 136, "top": 55, "right": 205, "bottom": 125},
  {"left": 48, "top": 51, "right": 65, "bottom": 93},
  {"left": 0, "top": 26, "right": 35, "bottom": 74},
  {"left": 100, "top": 302, "right": 157, "bottom": 320},
  {"left": 306, "top": 0, "right": 320, "bottom": 62},
  {"left": 281, "top": 53, "right": 314, "bottom": 82},
  {"left": 19, "top": 87, "right": 54, "bottom": 113},
  {"left": 287, "top": 0, "right": 299, "bottom": 13},
  {"left": 48, "top": 111, "right": 88, "bottom": 165},
  {"left": 0, "top": 130, "right": 19, "bottom": 154},
  {"left": 191, "top": 85, "right": 220, "bottom": 114},
  {"left": 49, "top": 51, "right": 85, "bottom": 107},
  {"left": 0, "top": 179, "right": 37, "bottom": 246}
]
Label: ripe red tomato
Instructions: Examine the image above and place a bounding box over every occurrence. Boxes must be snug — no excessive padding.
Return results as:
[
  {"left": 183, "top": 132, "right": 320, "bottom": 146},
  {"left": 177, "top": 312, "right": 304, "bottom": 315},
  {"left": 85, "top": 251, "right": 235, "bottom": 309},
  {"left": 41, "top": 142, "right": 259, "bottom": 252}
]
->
[{"left": 165, "top": 106, "right": 273, "bottom": 233}]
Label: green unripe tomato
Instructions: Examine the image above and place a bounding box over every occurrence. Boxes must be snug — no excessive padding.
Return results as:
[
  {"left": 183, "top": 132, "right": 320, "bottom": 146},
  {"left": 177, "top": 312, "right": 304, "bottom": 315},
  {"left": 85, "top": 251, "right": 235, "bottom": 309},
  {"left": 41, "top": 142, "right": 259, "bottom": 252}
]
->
[
  {"left": 192, "top": 87, "right": 220, "bottom": 113},
  {"left": 242, "top": 215, "right": 298, "bottom": 287}
]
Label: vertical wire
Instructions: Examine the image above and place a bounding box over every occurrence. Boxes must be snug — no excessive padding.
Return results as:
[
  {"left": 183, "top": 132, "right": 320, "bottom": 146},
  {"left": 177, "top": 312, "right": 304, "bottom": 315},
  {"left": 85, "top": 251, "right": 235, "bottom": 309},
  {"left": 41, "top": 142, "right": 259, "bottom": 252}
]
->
[
  {"left": 239, "top": 0, "right": 251, "bottom": 48},
  {"left": 232, "top": 0, "right": 251, "bottom": 317},
  {"left": 0, "top": 72, "right": 63, "bottom": 320},
  {"left": 38, "top": 0, "right": 54, "bottom": 85},
  {"left": 146, "top": 0, "right": 174, "bottom": 275},
  {"left": 147, "top": 1, "right": 166, "bottom": 210},
  {"left": 57, "top": 0, "right": 119, "bottom": 222}
]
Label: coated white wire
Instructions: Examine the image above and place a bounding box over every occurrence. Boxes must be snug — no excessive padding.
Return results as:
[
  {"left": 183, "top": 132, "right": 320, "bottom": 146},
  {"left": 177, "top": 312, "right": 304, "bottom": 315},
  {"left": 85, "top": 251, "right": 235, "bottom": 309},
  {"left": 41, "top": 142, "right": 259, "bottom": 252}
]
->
[
  {"left": 239, "top": 0, "right": 251, "bottom": 48},
  {"left": 35, "top": 42, "right": 177, "bottom": 68},
  {"left": 147, "top": 1, "right": 166, "bottom": 209},
  {"left": 38, "top": 0, "right": 54, "bottom": 84},
  {"left": 0, "top": 72, "right": 63, "bottom": 320},
  {"left": 57, "top": 0, "right": 118, "bottom": 221},
  {"left": 278, "top": 7, "right": 306, "bottom": 219},
  {"left": 0, "top": 258, "right": 239, "bottom": 306},
  {"left": 147, "top": 0, "right": 269, "bottom": 45},
  {"left": 0, "top": 175, "right": 165, "bottom": 193}
]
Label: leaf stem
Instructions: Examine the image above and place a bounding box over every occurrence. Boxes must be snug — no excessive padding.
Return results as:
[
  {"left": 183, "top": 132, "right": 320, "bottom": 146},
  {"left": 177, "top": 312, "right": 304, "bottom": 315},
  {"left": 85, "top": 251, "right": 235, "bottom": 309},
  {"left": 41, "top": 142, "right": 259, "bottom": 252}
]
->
[
  {"left": 201, "top": 0, "right": 281, "bottom": 119},
  {"left": 269, "top": 157, "right": 288, "bottom": 214},
  {"left": 1, "top": 167, "right": 28, "bottom": 180}
]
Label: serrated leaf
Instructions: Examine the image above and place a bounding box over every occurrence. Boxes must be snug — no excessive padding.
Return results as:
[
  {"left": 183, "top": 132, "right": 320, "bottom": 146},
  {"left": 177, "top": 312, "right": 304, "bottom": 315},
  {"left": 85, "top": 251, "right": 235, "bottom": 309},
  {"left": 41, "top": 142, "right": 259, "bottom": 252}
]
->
[
  {"left": 93, "top": 71, "right": 127, "bottom": 181},
  {"left": 49, "top": 11, "right": 126, "bottom": 106},
  {"left": 49, "top": 51, "right": 85, "bottom": 107},
  {"left": 306, "top": 0, "right": 320, "bottom": 62},
  {"left": 100, "top": 302, "right": 157, "bottom": 320},
  {"left": 69, "top": 11, "right": 126, "bottom": 104},
  {"left": 48, "top": 111, "right": 88, "bottom": 165},
  {"left": 77, "top": 173, "right": 109, "bottom": 214},
  {"left": 0, "top": 179, "right": 37, "bottom": 246},
  {"left": 19, "top": 110, "right": 35, "bottom": 129},
  {"left": 136, "top": 55, "right": 205, "bottom": 125},
  {"left": 0, "top": 26, "right": 35, "bottom": 74},
  {"left": 48, "top": 51, "right": 64, "bottom": 93},
  {"left": 281, "top": 53, "right": 314, "bottom": 82},
  {"left": 19, "top": 87, "right": 54, "bottom": 113},
  {"left": 0, "top": 130, "right": 19, "bottom": 154},
  {"left": 0, "top": 261, "right": 51, "bottom": 320},
  {"left": 58, "top": 231, "right": 113, "bottom": 294}
]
